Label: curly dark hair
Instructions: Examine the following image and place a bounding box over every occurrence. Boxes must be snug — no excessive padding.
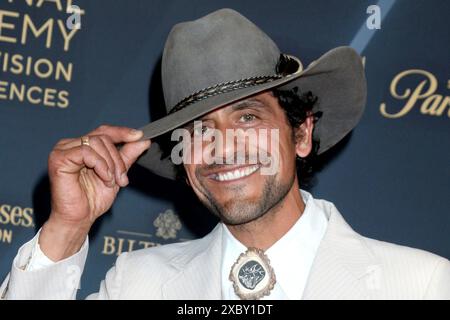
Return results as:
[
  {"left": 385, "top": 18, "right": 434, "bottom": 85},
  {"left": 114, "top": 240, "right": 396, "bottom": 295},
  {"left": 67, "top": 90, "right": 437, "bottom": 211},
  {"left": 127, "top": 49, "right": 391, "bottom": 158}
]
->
[
  {"left": 160, "top": 87, "right": 322, "bottom": 187},
  {"left": 272, "top": 87, "right": 322, "bottom": 187}
]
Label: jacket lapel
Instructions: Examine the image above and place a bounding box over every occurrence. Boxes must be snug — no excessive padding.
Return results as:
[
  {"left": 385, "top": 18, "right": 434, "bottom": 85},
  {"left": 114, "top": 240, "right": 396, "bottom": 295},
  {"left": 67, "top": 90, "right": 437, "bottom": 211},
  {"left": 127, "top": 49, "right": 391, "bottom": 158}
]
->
[
  {"left": 303, "top": 203, "right": 380, "bottom": 300},
  {"left": 162, "top": 224, "right": 223, "bottom": 299}
]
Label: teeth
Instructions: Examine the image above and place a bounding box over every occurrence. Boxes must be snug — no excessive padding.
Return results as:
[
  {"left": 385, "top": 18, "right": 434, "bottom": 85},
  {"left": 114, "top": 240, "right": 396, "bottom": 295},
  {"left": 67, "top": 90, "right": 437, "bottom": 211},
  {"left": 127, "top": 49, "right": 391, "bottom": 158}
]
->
[{"left": 213, "top": 165, "right": 259, "bottom": 181}]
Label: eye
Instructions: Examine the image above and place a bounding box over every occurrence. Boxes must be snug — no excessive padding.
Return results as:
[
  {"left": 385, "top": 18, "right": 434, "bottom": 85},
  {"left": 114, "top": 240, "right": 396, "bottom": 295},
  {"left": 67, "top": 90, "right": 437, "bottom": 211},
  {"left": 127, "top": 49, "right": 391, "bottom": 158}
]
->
[
  {"left": 192, "top": 125, "right": 212, "bottom": 137},
  {"left": 239, "top": 113, "right": 256, "bottom": 123}
]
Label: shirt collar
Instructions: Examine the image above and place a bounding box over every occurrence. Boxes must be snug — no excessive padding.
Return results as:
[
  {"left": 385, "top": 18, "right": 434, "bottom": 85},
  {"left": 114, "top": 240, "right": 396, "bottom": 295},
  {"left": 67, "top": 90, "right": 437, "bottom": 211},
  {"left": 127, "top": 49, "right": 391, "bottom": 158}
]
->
[{"left": 220, "top": 189, "right": 328, "bottom": 299}]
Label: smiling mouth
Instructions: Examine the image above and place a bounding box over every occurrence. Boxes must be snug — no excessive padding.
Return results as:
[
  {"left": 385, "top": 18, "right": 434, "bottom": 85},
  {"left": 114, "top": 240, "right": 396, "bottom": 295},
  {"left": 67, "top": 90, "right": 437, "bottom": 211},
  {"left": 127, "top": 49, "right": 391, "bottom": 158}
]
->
[{"left": 207, "top": 164, "right": 260, "bottom": 182}]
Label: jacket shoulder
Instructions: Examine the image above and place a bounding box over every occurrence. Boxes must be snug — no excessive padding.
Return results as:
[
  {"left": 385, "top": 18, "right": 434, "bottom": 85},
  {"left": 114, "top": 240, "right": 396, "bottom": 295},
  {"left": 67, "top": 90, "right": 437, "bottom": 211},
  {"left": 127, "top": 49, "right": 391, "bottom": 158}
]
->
[
  {"left": 125, "top": 224, "right": 219, "bottom": 266},
  {"left": 361, "top": 236, "right": 450, "bottom": 299},
  {"left": 317, "top": 200, "right": 449, "bottom": 299},
  {"left": 363, "top": 236, "right": 446, "bottom": 264},
  {"left": 127, "top": 237, "right": 197, "bottom": 264},
  {"left": 104, "top": 226, "right": 219, "bottom": 299}
]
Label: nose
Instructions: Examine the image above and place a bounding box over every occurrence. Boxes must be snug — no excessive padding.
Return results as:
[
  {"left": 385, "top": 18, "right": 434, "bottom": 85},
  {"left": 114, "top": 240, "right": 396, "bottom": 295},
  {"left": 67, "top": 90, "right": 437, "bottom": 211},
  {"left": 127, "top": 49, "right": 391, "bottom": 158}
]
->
[
  {"left": 198, "top": 124, "right": 237, "bottom": 165},
  {"left": 206, "top": 125, "right": 259, "bottom": 165}
]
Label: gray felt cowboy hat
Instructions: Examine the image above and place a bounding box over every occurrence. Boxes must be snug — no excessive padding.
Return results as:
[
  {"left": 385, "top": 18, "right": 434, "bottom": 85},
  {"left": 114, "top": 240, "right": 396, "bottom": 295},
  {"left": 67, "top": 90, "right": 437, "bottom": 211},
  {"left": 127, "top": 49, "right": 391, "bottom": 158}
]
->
[{"left": 137, "top": 8, "right": 367, "bottom": 179}]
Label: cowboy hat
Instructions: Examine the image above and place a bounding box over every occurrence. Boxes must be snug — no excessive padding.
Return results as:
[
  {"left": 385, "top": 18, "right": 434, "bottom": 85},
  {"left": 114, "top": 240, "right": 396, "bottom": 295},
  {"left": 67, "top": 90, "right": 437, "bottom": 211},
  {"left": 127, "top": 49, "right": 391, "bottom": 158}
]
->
[{"left": 137, "top": 8, "right": 367, "bottom": 179}]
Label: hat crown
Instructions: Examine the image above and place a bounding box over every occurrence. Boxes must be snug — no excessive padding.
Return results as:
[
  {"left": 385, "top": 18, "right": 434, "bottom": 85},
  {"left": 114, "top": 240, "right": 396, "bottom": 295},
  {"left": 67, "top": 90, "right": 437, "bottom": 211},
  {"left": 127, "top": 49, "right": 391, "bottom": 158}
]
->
[{"left": 162, "top": 8, "right": 280, "bottom": 111}]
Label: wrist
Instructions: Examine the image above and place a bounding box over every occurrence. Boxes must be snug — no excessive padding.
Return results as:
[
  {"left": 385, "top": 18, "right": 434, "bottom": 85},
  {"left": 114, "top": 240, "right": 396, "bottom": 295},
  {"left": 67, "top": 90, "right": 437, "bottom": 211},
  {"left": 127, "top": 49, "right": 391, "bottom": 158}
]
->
[{"left": 39, "top": 216, "right": 90, "bottom": 261}]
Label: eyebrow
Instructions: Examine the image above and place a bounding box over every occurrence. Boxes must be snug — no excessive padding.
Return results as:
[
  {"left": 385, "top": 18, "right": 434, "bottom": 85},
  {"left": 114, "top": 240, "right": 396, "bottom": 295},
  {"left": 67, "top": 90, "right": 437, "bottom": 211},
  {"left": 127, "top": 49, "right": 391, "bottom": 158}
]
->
[
  {"left": 182, "top": 98, "right": 271, "bottom": 130},
  {"left": 230, "top": 98, "right": 270, "bottom": 111}
]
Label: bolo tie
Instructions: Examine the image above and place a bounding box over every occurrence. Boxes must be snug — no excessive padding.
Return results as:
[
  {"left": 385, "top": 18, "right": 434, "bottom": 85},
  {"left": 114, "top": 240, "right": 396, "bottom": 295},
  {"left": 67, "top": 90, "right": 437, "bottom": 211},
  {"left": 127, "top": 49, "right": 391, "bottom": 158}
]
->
[{"left": 229, "top": 247, "right": 276, "bottom": 300}]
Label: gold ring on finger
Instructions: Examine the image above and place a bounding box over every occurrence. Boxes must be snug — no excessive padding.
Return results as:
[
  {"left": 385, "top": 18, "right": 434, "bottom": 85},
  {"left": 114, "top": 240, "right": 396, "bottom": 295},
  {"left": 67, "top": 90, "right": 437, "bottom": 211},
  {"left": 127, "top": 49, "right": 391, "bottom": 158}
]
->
[{"left": 81, "top": 135, "right": 90, "bottom": 146}]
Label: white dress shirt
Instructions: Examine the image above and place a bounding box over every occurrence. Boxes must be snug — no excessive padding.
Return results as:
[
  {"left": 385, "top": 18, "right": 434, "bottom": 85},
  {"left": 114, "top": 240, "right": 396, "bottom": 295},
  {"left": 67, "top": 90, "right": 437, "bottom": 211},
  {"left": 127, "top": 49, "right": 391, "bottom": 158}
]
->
[
  {"left": 22, "top": 229, "right": 89, "bottom": 271},
  {"left": 25, "top": 230, "right": 58, "bottom": 271},
  {"left": 221, "top": 190, "right": 328, "bottom": 299}
]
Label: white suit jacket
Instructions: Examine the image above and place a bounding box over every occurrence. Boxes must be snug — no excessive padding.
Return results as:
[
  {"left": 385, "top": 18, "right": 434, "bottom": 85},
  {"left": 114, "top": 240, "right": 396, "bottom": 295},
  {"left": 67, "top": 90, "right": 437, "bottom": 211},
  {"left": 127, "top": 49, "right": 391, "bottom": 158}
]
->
[{"left": 1, "top": 196, "right": 449, "bottom": 300}]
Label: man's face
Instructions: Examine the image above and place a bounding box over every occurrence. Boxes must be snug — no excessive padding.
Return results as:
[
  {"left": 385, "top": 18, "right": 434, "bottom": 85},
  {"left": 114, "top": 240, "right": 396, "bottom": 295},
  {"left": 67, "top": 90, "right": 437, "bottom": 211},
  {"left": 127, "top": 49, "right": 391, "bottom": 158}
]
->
[{"left": 181, "top": 91, "right": 313, "bottom": 225}]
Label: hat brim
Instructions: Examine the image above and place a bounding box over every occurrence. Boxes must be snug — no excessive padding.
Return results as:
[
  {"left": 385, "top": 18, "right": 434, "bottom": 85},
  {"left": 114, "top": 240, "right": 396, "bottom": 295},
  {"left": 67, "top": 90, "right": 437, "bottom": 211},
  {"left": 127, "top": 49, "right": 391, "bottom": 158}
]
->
[{"left": 137, "top": 46, "right": 366, "bottom": 180}]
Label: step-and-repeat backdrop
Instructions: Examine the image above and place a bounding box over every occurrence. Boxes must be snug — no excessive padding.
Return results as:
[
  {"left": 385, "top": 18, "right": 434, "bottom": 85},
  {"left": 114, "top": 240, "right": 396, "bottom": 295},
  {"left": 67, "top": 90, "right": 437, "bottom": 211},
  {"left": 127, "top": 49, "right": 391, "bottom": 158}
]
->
[{"left": 0, "top": 0, "right": 449, "bottom": 298}]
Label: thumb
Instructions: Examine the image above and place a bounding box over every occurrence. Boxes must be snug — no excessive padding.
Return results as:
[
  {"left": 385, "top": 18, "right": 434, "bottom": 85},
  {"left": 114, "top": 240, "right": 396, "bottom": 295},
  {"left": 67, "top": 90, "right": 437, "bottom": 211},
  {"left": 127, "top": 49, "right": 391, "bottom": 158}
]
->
[{"left": 120, "top": 139, "right": 151, "bottom": 170}]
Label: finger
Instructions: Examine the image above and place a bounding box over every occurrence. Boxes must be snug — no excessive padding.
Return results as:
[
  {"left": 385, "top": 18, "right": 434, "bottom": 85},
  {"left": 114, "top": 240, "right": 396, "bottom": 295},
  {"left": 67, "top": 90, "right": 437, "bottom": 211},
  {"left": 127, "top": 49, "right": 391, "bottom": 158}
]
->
[
  {"left": 89, "top": 125, "right": 144, "bottom": 144},
  {"left": 55, "top": 137, "right": 89, "bottom": 151},
  {"left": 55, "top": 138, "right": 73, "bottom": 147},
  {"left": 120, "top": 140, "right": 151, "bottom": 171},
  {"left": 98, "top": 135, "right": 128, "bottom": 187},
  {"left": 54, "top": 138, "right": 79, "bottom": 150},
  {"left": 88, "top": 136, "right": 117, "bottom": 186},
  {"left": 53, "top": 146, "right": 114, "bottom": 188},
  {"left": 56, "top": 126, "right": 144, "bottom": 151}
]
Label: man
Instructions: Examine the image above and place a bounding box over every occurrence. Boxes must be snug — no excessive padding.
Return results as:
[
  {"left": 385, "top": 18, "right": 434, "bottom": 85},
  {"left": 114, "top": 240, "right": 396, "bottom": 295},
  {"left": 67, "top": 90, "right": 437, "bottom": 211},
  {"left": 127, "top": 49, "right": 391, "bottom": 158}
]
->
[{"left": 1, "top": 8, "right": 449, "bottom": 300}]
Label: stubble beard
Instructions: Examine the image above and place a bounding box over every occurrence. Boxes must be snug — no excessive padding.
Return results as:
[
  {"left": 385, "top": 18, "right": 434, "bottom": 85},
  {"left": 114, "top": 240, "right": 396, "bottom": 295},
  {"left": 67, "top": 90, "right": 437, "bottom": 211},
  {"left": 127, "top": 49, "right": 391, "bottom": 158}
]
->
[{"left": 198, "top": 171, "right": 295, "bottom": 226}]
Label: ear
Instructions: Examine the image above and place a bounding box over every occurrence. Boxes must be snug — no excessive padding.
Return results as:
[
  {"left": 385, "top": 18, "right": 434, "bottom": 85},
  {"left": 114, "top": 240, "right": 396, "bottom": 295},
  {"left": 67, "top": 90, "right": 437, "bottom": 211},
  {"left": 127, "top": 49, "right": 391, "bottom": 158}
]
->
[{"left": 295, "top": 114, "right": 314, "bottom": 158}]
